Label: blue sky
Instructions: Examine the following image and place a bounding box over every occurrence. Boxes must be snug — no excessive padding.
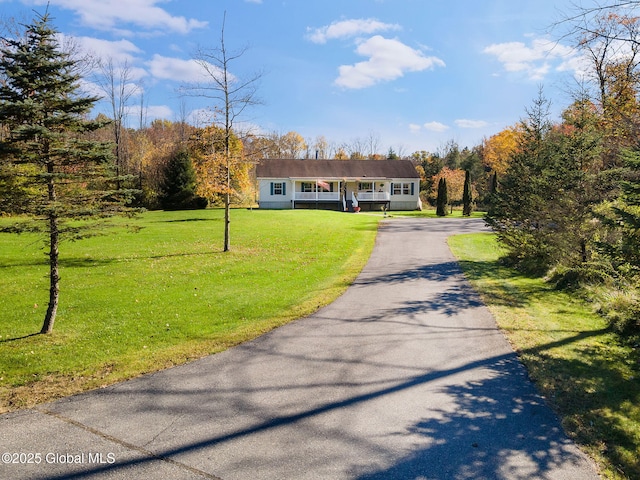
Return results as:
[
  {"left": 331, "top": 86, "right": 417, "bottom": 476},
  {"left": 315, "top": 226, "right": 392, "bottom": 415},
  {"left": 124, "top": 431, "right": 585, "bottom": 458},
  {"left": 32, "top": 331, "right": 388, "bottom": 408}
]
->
[{"left": 1, "top": 0, "right": 596, "bottom": 155}]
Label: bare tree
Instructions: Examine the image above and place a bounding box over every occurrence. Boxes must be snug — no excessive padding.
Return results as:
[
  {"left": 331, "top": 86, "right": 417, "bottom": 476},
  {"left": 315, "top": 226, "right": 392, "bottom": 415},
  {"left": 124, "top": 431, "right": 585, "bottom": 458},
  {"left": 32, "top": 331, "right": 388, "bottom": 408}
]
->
[
  {"left": 312, "top": 135, "right": 329, "bottom": 159},
  {"left": 364, "top": 130, "right": 382, "bottom": 159},
  {"left": 97, "top": 59, "right": 141, "bottom": 188},
  {"left": 183, "top": 12, "right": 262, "bottom": 252}
]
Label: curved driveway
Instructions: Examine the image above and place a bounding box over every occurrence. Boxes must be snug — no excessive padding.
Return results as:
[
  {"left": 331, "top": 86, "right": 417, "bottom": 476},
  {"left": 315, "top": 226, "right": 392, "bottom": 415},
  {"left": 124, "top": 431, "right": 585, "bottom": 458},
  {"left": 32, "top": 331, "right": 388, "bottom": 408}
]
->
[{"left": 0, "top": 218, "right": 600, "bottom": 479}]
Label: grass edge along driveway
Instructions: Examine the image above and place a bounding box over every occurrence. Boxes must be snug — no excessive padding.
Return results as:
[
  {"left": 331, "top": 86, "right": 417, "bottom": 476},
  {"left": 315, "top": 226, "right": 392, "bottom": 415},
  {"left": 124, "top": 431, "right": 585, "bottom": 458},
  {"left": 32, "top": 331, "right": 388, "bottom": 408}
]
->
[
  {"left": 0, "top": 209, "right": 380, "bottom": 413},
  {"left": 449, "top": 232, "right": 640, "bottom": 480}
]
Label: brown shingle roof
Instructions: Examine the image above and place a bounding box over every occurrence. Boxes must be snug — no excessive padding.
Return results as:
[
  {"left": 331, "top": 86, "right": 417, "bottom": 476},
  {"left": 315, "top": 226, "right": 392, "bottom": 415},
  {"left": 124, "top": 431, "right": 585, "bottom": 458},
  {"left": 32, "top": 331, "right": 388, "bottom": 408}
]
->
[{"left": 256, "top": 159, "right": 419, "bottom": 180}]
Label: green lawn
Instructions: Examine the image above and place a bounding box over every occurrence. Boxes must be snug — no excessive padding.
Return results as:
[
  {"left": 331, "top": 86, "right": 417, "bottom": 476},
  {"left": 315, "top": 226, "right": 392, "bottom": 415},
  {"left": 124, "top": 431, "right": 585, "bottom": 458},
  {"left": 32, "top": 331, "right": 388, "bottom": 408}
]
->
[
  {"left": 389, "top": 207, "right": 486, "bottom": 219},
  {"left": 0, "top": 209, "right": 380, "bottom": 412},
  {"left": 449, "top": 232, "right": 640, "bottom": 480}
]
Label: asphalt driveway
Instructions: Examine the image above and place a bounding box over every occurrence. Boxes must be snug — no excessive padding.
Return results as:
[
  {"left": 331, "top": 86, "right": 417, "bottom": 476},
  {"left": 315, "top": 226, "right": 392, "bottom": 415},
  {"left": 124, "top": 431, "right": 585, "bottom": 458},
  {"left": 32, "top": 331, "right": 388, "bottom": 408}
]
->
[{"left": 0, "top": 217, "right": 600, "bottom": 479}]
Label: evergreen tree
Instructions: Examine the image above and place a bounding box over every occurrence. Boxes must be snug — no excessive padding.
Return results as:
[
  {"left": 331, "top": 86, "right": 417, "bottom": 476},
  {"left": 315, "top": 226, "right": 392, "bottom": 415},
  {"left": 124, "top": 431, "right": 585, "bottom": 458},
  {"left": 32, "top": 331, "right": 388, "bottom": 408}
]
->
[
  {"left": 490, "top": 172, "right": 498, "bottom": 194},
  {"left": 486, "top": 91, "right": 607, "bottom": 274},
  {"left": 159, "top": 149, "right": 208, "bottom": 210},
  {"left": 485, "top": 90, "right": 556, "bottom": 273},
  {"left": 436, "top": 177, "right": 448, "bottom": 216},
  {"left": 0, "top": 13, "right": 137, "bottom": 334},
  {"left": 462, "top": 170, "right": 473, "bottom": 216},
  {"left": 606, "top": 148, "right": 640, "bottom": 272}
]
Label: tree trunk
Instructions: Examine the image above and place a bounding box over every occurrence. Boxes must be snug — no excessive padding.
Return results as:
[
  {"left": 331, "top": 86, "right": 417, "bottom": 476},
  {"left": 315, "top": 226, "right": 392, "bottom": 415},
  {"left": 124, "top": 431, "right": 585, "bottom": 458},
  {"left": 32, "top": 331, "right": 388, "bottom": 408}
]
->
[
  {"left": 224, "top": 191, "right": 230, "bottom": 252},
  {"left": 41, "top": 213, "right": 59, "bottom": 334}
]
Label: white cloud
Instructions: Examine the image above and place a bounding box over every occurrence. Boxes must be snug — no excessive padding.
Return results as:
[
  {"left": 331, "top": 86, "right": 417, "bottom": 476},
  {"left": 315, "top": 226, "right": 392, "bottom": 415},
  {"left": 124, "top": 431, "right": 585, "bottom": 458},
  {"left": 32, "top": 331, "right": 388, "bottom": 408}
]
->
[
  {"left": 455, "top": 119, "right": 488, "bottom": 129},
  {"left": 137, "top": 104, "right": 173, "bottom": 121},
  {"left": 409, "top": 123, "right": 422, "bottom": 133},
  {"left": 73, "top": 36, "right": 142, "bottom": 63},
  {"left": 335, "top": 36, "right": 445, "bottom": 89},
  {"left": 30, "top": 0, "right": 207, "bottom": 34},
  {"left": 147, "top": 55, "right": 223, "bottom": 83},
  {"left": 483, "top": 37, "right": 578, "bottom": 81},
  {"left": 306, "top": 18, "right": 401, "bottom": 44},
  {"left": 423, "top": 121, "right": 449, "bottom": 132}
]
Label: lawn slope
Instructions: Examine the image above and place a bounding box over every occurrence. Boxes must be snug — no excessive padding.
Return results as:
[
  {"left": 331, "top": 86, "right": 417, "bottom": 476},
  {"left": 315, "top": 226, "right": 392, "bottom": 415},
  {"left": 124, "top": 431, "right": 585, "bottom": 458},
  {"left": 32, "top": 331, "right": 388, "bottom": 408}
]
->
[{"left": 0, "top": 209, "right": 380, "bottom": 412}]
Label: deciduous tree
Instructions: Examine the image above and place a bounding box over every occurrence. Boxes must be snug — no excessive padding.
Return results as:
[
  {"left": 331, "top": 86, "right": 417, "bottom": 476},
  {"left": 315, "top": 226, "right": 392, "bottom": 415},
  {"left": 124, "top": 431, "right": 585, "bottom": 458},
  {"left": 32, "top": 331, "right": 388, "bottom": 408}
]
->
[{"left": 185, "top": 12, "right": 262, "bottom": 252}]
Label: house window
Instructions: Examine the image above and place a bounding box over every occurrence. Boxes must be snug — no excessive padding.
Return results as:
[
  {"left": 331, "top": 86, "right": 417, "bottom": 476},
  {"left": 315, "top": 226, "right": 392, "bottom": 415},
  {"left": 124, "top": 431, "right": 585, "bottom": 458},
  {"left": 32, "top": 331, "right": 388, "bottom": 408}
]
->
[
  {"left": 301, "top": 182, "right": 315, "bottom": 193},
  {"left": 393, "top": 183, "right": 412, "bottom": 195},
  {"left": 358, "top": 182, "right": 373, "bottom": 192},
  {"left": 272, "top": 182, "right": 285, "bottom": 195}
]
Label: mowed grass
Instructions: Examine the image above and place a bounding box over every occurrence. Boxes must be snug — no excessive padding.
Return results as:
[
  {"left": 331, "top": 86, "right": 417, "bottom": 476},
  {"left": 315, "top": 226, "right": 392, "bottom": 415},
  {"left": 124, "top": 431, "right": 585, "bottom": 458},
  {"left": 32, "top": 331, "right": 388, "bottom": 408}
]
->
[
  {"left": 0, "top": 209, "right": 380, "bottom": 412},
  {"left": 389, "top": 207, "right": 486, "bottom": 219},
  {"left": 449, "top": 233, "right": 640, "bottom": 480}
]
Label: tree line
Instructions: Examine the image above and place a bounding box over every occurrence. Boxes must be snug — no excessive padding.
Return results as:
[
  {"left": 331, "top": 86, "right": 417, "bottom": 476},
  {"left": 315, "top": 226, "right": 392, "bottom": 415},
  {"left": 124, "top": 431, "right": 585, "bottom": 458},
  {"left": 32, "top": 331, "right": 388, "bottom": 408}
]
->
[{"left": 485, "top": 4, "right": 640, "bottom": 335}]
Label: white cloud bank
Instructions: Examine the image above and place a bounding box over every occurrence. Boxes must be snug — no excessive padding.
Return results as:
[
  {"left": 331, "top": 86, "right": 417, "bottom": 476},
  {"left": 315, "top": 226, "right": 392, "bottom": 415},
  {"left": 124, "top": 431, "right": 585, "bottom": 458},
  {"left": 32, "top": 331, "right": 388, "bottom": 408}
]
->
[
  {"left": 335, "top": 35, "right": 445, "bottom": 89},
  {"left": 455, "top": 119, "right": 488, "bottom": 129},
  {"left": 422, "top": 121, "right": 449, "bottom": 133},
  {"left": 30, "top": 0, "right": 207, "bottom": 35},
  {"left": 306, "top": 18, "right": 401, "bottom": 44},
  {"left": 483, "top": 37, "right": 579, "bottom": 81},
  {"left": 147, "top": 55, "right": 226, "bottom": 84}
]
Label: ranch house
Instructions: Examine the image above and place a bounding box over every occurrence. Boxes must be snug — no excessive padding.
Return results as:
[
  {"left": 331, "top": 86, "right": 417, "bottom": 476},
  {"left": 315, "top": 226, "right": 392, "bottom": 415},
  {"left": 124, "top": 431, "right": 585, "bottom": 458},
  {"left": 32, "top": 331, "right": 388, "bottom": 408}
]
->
[{"left": 256, "top": 158, "right": 422, "bottom": 211}]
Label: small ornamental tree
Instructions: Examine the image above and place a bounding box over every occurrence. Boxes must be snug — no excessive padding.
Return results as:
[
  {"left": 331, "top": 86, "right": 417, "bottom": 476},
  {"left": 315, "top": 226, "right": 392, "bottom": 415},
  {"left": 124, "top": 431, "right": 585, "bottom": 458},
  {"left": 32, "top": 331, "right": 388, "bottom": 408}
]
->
[
  {"left": 436, "top": 177, "right": 448, "bottom": 216},
  {"left": 0, "top": 13, "right": 137, "bottom": 334},
  {"left": 462, "top": 169, "right": 473, "bottom": 216}
]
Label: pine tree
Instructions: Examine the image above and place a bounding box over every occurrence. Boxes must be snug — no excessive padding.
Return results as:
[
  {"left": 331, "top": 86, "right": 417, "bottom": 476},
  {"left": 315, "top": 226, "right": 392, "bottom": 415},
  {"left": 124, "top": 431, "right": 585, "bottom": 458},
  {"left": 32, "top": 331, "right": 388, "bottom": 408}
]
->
[
  {"left": 609, "top": 148, "right": 640, "bottom": 271},
  {"left": 159, "top": 149, "right": 208, "bottom": 210},
  {"left": 462, "top": 170, "right": 473, "bottom": 216},
  {"left": 436, "top": 177, "right": 448, "bottom": 216},
  {"left": 0, "top": 12, "right": 137, "bottom": 334}
]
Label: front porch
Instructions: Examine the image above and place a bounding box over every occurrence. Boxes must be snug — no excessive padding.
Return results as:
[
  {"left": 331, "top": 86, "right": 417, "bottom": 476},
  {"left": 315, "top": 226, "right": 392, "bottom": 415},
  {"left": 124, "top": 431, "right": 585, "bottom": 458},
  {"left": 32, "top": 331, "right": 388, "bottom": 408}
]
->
[{"left": 291, "top": 180, "right": 391, "bottom": 211}]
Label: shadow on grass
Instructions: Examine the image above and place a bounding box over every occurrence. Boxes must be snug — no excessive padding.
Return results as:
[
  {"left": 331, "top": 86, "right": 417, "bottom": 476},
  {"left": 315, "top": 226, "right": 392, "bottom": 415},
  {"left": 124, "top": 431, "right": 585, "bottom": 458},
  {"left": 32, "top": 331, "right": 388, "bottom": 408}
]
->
[
  {"left": 456, "top": 258, "right": 640, "bottom": 478},
  {"left": 159, "top": 217, "right": 223, "bottom": 223},
  {"left": 0, "top": 333, "right": 39, "bottom": 343},
  {"left": 457, "top": 259, "right": 551, "bottom": 309},
  {"left": 0, "top": 249, "right": 227, "bottom": 270}
]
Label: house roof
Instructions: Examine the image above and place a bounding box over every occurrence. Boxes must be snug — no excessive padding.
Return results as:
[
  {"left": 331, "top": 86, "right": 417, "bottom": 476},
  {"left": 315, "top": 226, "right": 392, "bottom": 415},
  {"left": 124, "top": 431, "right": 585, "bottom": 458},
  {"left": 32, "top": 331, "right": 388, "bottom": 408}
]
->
[{"left": 256, "top": 159, "right": 420, "bottom": 180}]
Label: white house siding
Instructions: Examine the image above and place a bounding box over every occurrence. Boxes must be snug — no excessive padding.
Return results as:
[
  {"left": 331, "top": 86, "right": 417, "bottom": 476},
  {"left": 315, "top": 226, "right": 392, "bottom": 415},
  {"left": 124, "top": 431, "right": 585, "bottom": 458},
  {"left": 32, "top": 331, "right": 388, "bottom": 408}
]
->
[
  {"left": 388, "top": 180, "right": 420, "bottom": 211},
  {"left": 258, "top": 179, "right": 293, "bottom": 209}
]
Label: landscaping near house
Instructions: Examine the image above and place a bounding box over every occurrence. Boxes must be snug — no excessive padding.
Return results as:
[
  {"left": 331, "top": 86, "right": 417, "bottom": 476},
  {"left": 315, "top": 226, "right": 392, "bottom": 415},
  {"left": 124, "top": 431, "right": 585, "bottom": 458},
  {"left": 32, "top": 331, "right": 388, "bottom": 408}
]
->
[
  {"left": 449, "top": 232, "right": 640, "bottom": 480},
  {"left": 0, "top": 209, "right": 380, "bottom": 413}
]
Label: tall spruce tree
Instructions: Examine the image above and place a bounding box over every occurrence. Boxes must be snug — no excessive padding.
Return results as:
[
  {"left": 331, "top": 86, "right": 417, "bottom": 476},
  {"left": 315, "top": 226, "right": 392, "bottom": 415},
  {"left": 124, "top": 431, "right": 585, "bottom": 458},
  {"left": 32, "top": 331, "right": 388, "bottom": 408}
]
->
[
  {"left": 0, "top": 13, "right": 136, "bottom": 334},
  {"left": 606, "top": 148, "right": 640, "bottom": 272},
  {"left": 159, "top": 148, "right": 208, "bottom": 210},
  {"left": 462, "top": 170, "right": 473, "bottom": 216}
]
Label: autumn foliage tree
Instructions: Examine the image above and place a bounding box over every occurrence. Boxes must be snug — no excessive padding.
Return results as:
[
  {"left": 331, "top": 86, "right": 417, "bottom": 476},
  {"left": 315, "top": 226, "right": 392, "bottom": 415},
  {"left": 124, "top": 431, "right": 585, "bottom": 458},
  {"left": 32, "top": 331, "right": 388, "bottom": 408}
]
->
[
  {"left": 482, "top": 126, "right": 520, "bottom": 176},
  {"left": 185, "top": 12, "right": 262, "bottom": 252},
  {"left": 432, "top": 167, "right": 466, "bottom": 206}
]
